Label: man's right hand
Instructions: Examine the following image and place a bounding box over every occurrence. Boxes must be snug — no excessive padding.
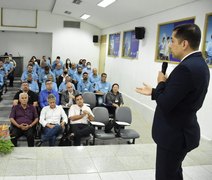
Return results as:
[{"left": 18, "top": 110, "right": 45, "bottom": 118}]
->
[{"left": 136, "top": 83, "right": 153, "bottom": 96}]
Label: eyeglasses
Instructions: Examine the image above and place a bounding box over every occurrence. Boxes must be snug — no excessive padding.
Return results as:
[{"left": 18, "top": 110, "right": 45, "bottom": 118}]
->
[{"left": 80, "top": 109, "right": 82, "bottom": 115}]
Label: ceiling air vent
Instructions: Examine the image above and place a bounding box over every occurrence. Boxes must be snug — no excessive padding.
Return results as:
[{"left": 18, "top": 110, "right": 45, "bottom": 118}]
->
[
  {"left": 64, "top": 21, "right": 80, "bottom": 28},
  {"left": 73, "top": 0, "right": 82, "bottom": 5}
]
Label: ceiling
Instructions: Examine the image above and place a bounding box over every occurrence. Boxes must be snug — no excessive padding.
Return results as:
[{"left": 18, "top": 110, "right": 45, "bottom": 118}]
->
[{"left": 0, "top": 0, "right": 200, "bottom": 29}]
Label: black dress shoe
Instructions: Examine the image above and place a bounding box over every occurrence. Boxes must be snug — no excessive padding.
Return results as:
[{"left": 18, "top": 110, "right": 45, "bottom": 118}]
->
[{"left": 36, "top": 141, "right": 43, "bottom": 147}]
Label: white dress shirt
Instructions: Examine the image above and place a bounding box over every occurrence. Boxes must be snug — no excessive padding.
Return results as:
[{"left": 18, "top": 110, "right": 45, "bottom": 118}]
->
[
  {"left": 39, "top": 105, "right": 68, "bottom": 127},
  {"left": 68, "top": 104, "right": 94, "bottom": 125}
]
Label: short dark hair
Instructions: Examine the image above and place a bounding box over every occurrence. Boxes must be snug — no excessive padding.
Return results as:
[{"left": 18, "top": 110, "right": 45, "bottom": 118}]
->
[
  {"left": 83, "top": 72, "right": 88, "bottom": 75},
  {"left": 101, "top": 73, "right": 107, "bottom": 77},
  {"left": 173, "top": 24, "right": 201, "bottom": 50},
  {"left": 112, "top": 83, "right": 119, "bottom": 89},
  {"left": 75, "top": 94, "right": 82, "bottom": 100}
]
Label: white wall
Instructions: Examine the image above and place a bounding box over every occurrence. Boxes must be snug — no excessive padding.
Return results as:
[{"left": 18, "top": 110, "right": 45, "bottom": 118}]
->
[
  {"left": 102, "top": 0, "right": 212, "bottom": 140},
  {"left": 0, "top": 31, "right": 52, "bottom": 68},
  {"left": 0, "top": 10, "right": 101, "bottom": 68}
]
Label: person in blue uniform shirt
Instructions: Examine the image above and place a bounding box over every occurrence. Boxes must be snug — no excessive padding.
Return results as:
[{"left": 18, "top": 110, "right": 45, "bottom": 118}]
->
[
  {"left": 21, "top": 64, "right": 38, "bottom": 82},
  {"left": 94, "top": 73, "right": 111, "bottom": 105},
  {"left": 41, "top": 75, "right": 58, "bottom": 92},
  {"left": 39, "top": 80, "right": 59, "bottom": 108},
  {"left": 68, "top": 63, "right": 77, "bottom": 78},
  {"left": 136, "top": 24, "right": 210, "bottom": 180},
  {"left": 27, "top": 74, "right": 39, "bottom": 93},
  {"left": 73, "top": 66, "right": 83, "bottom": 89},
  {"left": 39, "top": 66, "right": 55, "bottom": 84},
  {"left": 89, "top": 68, "right": 100, "bottom": 90},
  {"left": 77, "top": 72, "right": 92, "bottom": 93}
]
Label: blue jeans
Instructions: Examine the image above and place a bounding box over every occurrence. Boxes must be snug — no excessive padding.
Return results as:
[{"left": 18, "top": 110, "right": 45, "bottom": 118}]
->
[{"left": 41, "top": 124, "right": 62, "bottom": 146}]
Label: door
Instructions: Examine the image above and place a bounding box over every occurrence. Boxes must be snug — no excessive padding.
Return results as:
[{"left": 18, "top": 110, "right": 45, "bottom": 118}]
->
[{"left": 98, "top": 35, "right": 107, "bottom": 74}]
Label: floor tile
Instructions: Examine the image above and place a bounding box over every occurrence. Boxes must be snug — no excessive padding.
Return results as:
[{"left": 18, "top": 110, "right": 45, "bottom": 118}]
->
[
  {"left": 4, "top": 176, "right": 36, "bottom": 180},
  {"left": 37, "top": 175, "right": 69, "bottom": 180},
  {"left": 128, "top": 169, "right": 155, "bottom": 180},
  {"left": 68, "top": 173, "right": 101, "bottom": 180},
  {"left": 99, "top": 171, "right": 132, "bottom": 180},
  {"left": 65, "top": 157, "right": 97, "bottom": 174}
]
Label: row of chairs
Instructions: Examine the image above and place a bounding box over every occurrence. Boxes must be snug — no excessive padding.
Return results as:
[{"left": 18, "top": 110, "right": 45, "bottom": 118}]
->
[{"left": 91, "top": 106, "right": 140, "bottom": 145}]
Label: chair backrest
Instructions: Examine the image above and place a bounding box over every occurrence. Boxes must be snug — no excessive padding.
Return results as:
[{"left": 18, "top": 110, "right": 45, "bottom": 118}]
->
[
  {"left": 92, "top": 107, "right": 109, "bottom": 125},
  {"left": 82, "top": 92, "right": 96, "bottom": 109},
  {"left": 115, "top": 106, "right": 132, "bottom": 124}
]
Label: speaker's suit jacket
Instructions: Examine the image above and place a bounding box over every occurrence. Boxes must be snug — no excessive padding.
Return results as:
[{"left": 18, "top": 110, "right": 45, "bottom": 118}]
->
[{"left": 152, "top": 52, "right": 210, "bottom": 152}]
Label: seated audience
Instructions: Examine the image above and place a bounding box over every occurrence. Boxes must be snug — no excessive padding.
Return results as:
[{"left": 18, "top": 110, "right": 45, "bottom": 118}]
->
[
  {"left": 39, "top": 80, "right": 59, "bottom": 108},
  {"left": 94, "top": 73, "right": 111, "bottom": 105},
  {"left": 21, "top": 64, "right": 38, "bottom": 82},
  {"left": 41, "top": 74, "right": 58, "bottom": 92},
  {"left": 27, "top": 73, "right": 39, "bottom": 93},
  {"left": 4, "top": 57, "right": 14, "bottom": 87},
  {"left": 89, "top": 68, "right": 100, "bottom": 90},
  {"left": 73, "top": 66, "right": 83, "bottom": 87},
  {"left": 64, "top": 58, "right": 72, "bottom": 70},
  {"left": 53, "top": 63, "right": 63, "bottom": 80},
  {"left": 52, "top": 56, "right": 63, "bottom": 70},
  {"left": 9, "top": 93, "right": 38, "bottom": 147},
  {"left": 56, "top": 69, "right": 69, "bottom": 88},
  {"left": 82, "top": 62, "right": 92, "bottom": 75},
  {"left": 39, "top": 66, "right": 55, "bottom": 84},
  {"left": 58, "top": 76, "right": 75, "bottom": 93},
  {"left": 105, "top": 83, "right": 124, "bottom": 117},
  {"left": 13, "top": 81, "right": 38, "bottom": 107},
  {"left": 68, "top": 94, "right": 95, "bottom": 146},
  {"left": 61, "top": 82, "right": 79, "bottom": 107},
  {"left": 38, "top": 94, "right": 67, "bottom": 146},
  {"left": 68, "top": 63, "right": 77, "bottom": 78},
  {"left": 77, "top": 72, "right": 92, "bottom": 93}
]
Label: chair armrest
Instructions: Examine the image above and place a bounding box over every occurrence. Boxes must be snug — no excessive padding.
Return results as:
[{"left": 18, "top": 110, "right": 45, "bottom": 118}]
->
[
  {"left": 115, "top": 121, "right": 130, "bottom": 126},
  {"left": 90, "top": 121, "right": 105, "bottom": 127}
]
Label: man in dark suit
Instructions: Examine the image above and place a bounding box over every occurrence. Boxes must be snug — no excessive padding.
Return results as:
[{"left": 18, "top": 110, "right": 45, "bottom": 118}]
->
[{"left": 136, "top": 24, "right": 210, "bottom": 180}]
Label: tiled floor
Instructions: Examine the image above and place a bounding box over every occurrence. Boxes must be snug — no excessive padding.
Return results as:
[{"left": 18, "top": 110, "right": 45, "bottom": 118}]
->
[{"left": 0, "top": 80, "right": 212, "bottom": 179}]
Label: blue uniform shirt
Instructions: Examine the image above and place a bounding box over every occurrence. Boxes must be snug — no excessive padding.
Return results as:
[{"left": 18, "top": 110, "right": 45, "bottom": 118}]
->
[
  {"left": 28, "top": 81, "right": 39, "bottom": 93},
  {"left": 95, "top": 81, "right": 111, "bottom": 94},
  {"left": 39, "top": 89, "right": 60, "bottom": 108},
  {"left": 0, "top": 74, "right": 3, "bottom": 86},
  {"left": 77, "top": 80, "right": 92, "bottom": 93},
  {"left": 41, "top": 82, "right": 58, "bottom": 92},
  {"left": 21, "top": 70, "right": 38, "bottom": 81}
]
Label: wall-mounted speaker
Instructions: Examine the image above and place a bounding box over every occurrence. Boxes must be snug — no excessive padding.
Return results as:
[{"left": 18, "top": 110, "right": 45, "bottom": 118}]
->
[
  {"left": 93, "top": 35, "right": 99, "bottom": 43},
  {"left": 135, "top": 27, "right": 145, "bottom": 39}
]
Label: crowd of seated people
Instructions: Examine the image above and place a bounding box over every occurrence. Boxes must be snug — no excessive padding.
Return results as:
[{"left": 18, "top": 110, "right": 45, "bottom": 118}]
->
[{"left": 7, "top": 55, "right": 124, "bottom": 147}]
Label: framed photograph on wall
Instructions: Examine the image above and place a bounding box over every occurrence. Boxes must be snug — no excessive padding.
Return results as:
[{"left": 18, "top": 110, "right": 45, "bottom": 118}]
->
[
  {"left": 202, "top": 12, "right": 212, "bottom": 68},
  {"left": 122, "top": 30, "right": 139, "bottom": 59},
  {"left": 155, "top": 17, "right": 195, "bottom": 63},
  {"left": 108, "top": 32, "right": 121, "bottom": 57}
]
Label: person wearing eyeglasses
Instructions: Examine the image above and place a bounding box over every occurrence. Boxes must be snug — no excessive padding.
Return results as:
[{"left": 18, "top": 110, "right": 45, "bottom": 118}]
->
[{"left": 68, "top": 94, "right": 95, "bottom": 146}]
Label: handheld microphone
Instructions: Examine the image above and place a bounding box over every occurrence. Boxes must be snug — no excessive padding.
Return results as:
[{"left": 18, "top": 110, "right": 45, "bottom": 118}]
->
[{"left": 161, "top": 62, "right": 168, "bottom": 75}]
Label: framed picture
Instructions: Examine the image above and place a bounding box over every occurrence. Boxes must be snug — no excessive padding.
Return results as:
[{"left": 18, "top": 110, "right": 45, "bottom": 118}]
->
[
  {"left": 202, "top": 12, "right": 212, "bottom": 67},
  {"left": 108, "top": 32, "right": 121, "bottom": 57},
  {"left": 122, "top": 30, "right": 139, "bottom": 59},
  {"left": 155, "top": 17, "right": 195, "bottom": 63}
]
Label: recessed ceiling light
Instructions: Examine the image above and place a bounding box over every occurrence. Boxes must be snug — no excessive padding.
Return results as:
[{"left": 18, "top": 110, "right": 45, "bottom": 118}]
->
[
  {"left": 80, "top": 14, "right": 90, "bottom": 20},
  {"left": 64, "top": 11, "right": 71, "bottom": 14},
  {"left": 97, "top": 0, "right": 116, "bottom": 8},
  {"left": 72, "top": 0, "right": 82, "bottom": 5}
]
